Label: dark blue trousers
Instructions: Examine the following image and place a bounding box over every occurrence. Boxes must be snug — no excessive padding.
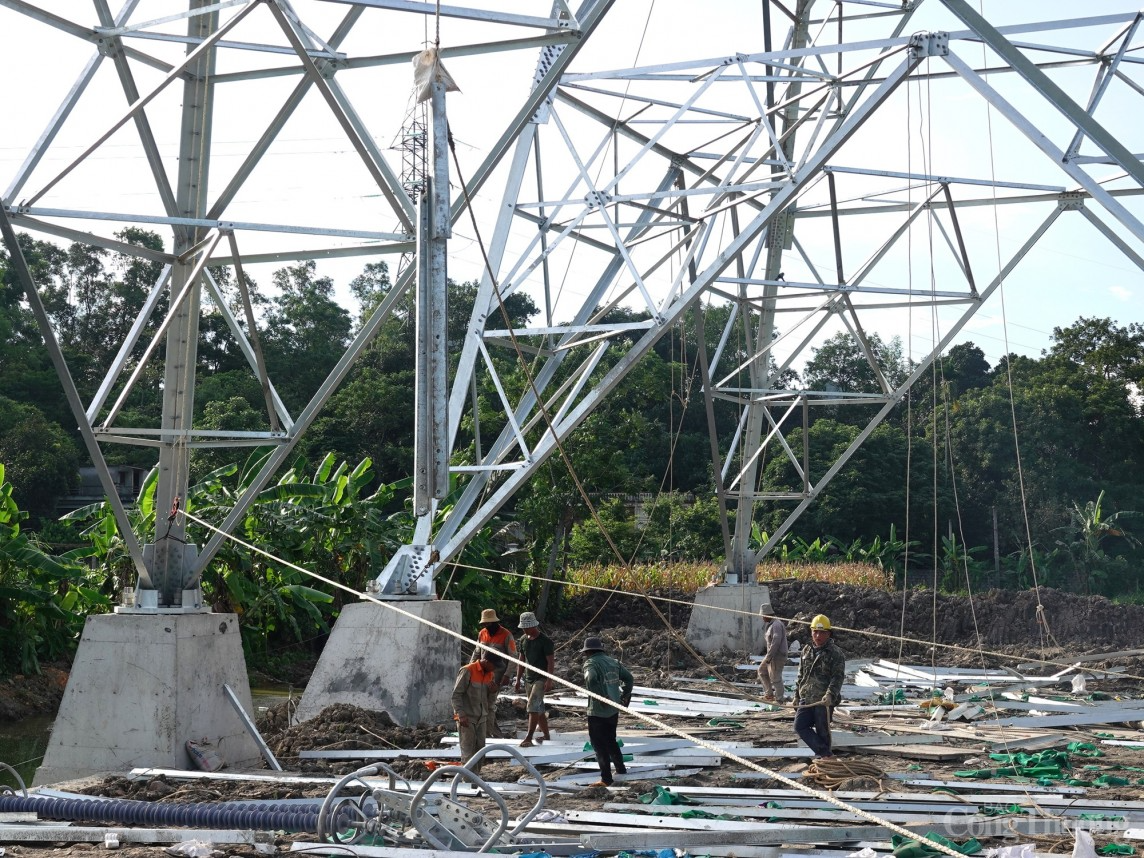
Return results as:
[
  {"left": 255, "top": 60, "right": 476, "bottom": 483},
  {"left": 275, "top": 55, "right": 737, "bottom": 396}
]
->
[
  {"left": 587, "top": 714, "right": 627, "bottom": 783},
  {"left": 794, "top": 703, "right": 833, "bottom": 757}
]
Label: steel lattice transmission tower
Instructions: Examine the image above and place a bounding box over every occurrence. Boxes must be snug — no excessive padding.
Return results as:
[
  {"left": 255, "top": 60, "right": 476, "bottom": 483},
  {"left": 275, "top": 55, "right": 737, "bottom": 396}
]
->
[
  {"left": 3, "top": 1, "right": 1144, "bottom": 774},
  {"left": 394, "top": 96, "right": 428, "bottom": 277}
]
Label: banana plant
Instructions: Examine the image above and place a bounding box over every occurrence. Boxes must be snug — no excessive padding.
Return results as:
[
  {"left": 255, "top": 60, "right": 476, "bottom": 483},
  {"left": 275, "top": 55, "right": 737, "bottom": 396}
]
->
[
  {"left": 59, "top": 450, "right": 515, "bottom": 666},
  {"left": 0, "top": 464, "right": 110, "bottom": 676},
  {"left": 1056, "top": 491, "right": 1139, "bottom": 595}
]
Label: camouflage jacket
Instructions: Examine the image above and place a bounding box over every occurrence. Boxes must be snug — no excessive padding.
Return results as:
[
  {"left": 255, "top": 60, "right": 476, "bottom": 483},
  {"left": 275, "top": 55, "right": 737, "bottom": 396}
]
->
[{"left": 795, "top": 638, "right": 845, "bottom": 706}]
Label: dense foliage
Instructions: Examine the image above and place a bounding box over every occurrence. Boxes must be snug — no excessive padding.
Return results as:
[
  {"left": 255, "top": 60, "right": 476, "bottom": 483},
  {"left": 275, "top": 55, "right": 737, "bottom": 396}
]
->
[{"left": 0, "top": 232, "right": 1140, "bottom": 676}]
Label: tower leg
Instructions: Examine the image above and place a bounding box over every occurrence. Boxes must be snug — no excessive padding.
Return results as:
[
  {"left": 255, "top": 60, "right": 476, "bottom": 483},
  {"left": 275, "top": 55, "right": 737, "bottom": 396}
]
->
[
  {"left": 296, "top": 600, "right": 462, "bottom": 725},
  {"left": 685, "top": 584, "right": 772, "bottom": 655},
  {"left": 34, "top": 613, "right": 260, "bottom": 786}
]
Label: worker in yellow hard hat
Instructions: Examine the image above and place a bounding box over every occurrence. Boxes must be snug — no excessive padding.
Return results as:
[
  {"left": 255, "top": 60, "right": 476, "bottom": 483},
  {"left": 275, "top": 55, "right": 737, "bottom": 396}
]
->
[{"left": 792, "top": 613, "right": 845, "bottom": 758}]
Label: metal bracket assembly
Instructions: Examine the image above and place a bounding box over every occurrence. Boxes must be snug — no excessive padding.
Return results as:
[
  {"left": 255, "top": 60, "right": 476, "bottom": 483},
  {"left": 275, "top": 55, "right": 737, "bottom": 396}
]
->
[
  {"left": 910, "top": 31, "right": 950, "bottom": 58},
  {"left": 316, "top": 746, "right": 548, "bottom": 849},
  {"left": 370, "top": 544, "right": 439, "bottom": 598}
]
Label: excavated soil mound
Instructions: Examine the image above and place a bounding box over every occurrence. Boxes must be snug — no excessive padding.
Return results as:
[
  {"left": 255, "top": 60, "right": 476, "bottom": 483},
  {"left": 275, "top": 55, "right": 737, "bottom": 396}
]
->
[
  {"left": 267, "top": 702, "right": 451, "bottom": 779},
  {"left": 767, "top": 580, "right": 1144, "bottom": 654},
  {"left": 550, "top": 580, "right": 1144, "bottom": 662}
]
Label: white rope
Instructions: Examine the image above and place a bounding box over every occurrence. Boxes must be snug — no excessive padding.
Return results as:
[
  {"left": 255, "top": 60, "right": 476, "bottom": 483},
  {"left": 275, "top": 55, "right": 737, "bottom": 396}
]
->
[{"left": 180, "top": 506, "right": 970, "bottom": 857}]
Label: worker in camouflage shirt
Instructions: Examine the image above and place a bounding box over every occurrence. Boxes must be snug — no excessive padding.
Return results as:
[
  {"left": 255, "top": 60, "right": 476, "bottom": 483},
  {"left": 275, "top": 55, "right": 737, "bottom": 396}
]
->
[{"left": 793, "top": 614, "right": 845, "bottom": 758}]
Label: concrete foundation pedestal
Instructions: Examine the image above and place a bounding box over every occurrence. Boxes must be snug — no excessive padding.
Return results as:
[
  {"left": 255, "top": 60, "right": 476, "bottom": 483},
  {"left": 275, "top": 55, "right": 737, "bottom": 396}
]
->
[
  {"left": 34, "top": 612, "right": 261, "bottom": 787},
  {"left": 685, "top": 584, "right": 771, "bottom": 655},
  {"left": 295, "top": 599, "right": 461, "bottom": 726}
]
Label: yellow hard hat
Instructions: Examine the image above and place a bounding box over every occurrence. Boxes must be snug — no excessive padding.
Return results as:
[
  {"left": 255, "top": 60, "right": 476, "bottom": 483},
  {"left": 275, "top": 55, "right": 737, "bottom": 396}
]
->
[{"left": 810, "top": 614, "right": 832, "bottom": 631}]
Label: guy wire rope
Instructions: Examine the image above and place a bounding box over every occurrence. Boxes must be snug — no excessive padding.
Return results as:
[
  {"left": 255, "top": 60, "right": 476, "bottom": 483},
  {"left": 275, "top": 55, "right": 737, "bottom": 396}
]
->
[
  {"left": 894, "top": 56, "right": 915, "bottom": 699},
  {"left": 442, "top": 77, "right": 751, "bottom": 691},
  {"left": 177, "top": 505, "right": 972, "bottom": 858},
  {"left": 974, "top": 2, "right": 1057, "bottom": 656},
  {"left": 440, "top": 559, "right": 1144, "bottom": 683},
  {"left": 925, "top": 66, "right": 941, "bottom": 681}
]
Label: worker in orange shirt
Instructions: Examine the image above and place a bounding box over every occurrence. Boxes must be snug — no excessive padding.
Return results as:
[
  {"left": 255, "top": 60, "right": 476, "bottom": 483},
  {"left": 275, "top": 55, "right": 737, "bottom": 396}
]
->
[
  {"left": 471, "top": 608, "right": 518, "bottom": 737},
  {"left": 452, "top": 651, "right": 503, "bottom": 770}
]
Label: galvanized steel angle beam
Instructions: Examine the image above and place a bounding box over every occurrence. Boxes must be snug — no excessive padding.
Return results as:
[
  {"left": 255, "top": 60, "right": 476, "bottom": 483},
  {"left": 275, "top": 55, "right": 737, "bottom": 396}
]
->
[
  {"left": 940, "top": 49, "right": 1144, "bottom": 245},
  {"left": 570, "top": 810, "right": 1090, "bottom": 840},
  {"left": 941, "top": 0, "right": 1144, "bottom": 190},
  {"left": 645, "top": 787, "right": 1144, "bottom": 818},
  {"left": 197, "top": 259, "right": 418, "bottom": 574},
  {"left": 989, "top": 705, "right": 1144, "bottom": 729},
  {"left": 264, "top": 2, "right": 415, "bottom": 232},
  {"left": 0, "top": 203, "right": 153, "bottom": 587},
  {"left": 744, "top": 207, "right": 1066, "bottom": 558},
  {"left": 578, "top": 817, "right": 1057, "bottom": 850},
  {"left": 0, "top": 824, "right": 275, "bottom": 845},
  {"left": 432, "top": 144, "right": 683, "bottom": 551},
  {"left": 437, "top": 41, "right": 930, "bottom": 566},
  {"left": 322, "top": 0, "right": 580, "bottom": 33},
  {"left": 8, "top": 1, "right": 1144, "bottom": 604},
  {"left": 601, "top": 802, "right": 984, "bottom": 825}
]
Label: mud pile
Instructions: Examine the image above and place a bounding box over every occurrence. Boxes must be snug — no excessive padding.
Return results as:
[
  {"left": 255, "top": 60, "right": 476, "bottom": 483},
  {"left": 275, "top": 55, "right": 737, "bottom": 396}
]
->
[
  {"left": 550, "top": 580, "right": 1144, "bottom": 663},
  {"left": 767, "top": 580, "right": 1144, "bottom": 654}
]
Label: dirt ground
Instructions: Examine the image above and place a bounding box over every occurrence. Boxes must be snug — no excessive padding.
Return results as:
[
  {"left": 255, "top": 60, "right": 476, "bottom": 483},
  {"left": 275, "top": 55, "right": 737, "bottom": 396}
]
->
[{"left": 5, "top": 581, "right": 1144, "bottom": 858}]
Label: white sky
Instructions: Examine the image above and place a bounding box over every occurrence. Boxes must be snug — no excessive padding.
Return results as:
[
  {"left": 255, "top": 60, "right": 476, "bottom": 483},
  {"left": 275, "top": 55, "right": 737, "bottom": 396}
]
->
[{"left": 2, "top": 1, "right": 1142, "bottom": 373}]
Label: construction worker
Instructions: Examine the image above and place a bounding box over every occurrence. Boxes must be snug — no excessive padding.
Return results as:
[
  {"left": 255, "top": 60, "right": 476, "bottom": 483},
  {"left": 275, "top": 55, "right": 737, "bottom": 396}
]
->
[
  {"left": 757, "top": 610, "right": 788, "bottom": 702},
  {"left": 513, "top": 610, "right": 555, "bottom": 747},
  {"left": 452, "top": 651, "right": 503, "bottom": 770},
  {"left": 471, "top": 608, "right": 518, "bottom": 737},
  {"left": 581, "top": 636, "right": 634, "bottom": 787},
  {"left": 792, "top": 614, "right": 845, "bottom": 758}
]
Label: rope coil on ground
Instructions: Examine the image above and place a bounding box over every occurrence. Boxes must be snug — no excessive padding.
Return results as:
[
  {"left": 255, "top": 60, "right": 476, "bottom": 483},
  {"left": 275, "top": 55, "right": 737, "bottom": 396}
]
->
[{"left": 803, "top": 755, "right": 888, "bottom": 790}]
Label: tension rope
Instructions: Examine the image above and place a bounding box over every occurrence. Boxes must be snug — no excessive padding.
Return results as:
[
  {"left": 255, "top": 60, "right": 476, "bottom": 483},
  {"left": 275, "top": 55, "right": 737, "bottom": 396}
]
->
[{"left": 179, "top": 505, "right": 971, "bottom": 858}]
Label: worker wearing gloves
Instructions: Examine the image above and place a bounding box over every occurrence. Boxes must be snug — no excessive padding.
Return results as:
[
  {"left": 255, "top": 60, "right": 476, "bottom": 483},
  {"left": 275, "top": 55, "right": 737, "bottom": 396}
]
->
[
  {"left": 471, "top": 608, "right": 518, "bottom": 737},
  {"left": 792, "top": 614, "right": 845, "bottom": 758}
]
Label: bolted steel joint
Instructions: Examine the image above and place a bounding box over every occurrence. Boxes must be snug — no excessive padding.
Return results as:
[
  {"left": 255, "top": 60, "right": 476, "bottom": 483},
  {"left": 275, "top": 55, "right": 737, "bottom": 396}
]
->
[
  {"left": 585, "top": 189, "right": 613, "bottom": 208},
  {"left": 909, "top": 31, "right": 949, "bottom": 58},
  {"left": 1058, "top": 192, "right": 1086, "bottom": 211},
  {"left": 95, "top": 37, "right": 121, "bottom": 59},
  {"left": 315, "top": 57, "right": 344, "bottom": 79}
]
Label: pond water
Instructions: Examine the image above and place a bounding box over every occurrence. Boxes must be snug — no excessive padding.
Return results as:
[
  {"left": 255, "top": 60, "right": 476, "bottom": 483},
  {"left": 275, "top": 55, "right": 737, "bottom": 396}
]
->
[
  {"left": 0, "top": 686, "right": 296, "bottom": 791},
  {"left": 0, "top": 715, "right": 53, "bottom": 791}
]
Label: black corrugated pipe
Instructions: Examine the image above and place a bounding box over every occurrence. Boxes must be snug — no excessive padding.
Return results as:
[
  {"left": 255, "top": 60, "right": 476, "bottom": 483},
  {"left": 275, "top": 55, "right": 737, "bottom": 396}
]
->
[{"left": 0, "top": 794, "right": 352, "bottom": 833}]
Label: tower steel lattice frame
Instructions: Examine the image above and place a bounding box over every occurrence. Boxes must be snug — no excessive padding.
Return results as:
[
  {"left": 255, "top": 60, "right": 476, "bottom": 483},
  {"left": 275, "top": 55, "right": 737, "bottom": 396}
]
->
[{"left": 2, "top": 1, "right": 1143, "bottom": 602}]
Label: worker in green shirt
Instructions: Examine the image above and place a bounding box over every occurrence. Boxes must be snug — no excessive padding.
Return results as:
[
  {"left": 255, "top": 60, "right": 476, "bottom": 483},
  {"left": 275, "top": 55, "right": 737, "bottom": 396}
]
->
[
  {"left": 581, "top": 636, "right": 634, "bottom": 787},
  {"left": 513, "top": 611, "right": 555, "bottom": 747}
]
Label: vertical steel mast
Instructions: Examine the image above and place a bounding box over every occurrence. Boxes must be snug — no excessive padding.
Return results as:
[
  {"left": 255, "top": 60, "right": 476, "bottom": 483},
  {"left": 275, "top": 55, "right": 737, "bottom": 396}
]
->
[
  {"left": 2, "top": 3, "right": 1144, "bottom": 764},
  {"left": 146, "top": 0, "right": 218, "bottom": 609}
]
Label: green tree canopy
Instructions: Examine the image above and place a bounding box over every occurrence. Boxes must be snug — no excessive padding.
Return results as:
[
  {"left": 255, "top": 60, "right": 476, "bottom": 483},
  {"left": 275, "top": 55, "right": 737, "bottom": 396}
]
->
[
  {"left": 0, "top": 397, "right": 80, "bottom": 524},
  {"left": 802, "top": 331, "right": 910, "bottom": 394},
  {"left": 261, "top": 261, "right": 353, "bottom": 413}
]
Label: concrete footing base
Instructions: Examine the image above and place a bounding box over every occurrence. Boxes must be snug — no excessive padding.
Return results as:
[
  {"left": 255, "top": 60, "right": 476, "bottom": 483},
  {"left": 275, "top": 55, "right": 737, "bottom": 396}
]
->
[
  {"left": 295, "top": 599, "right": 461, "bottom": 726},
  {"left": 34, "top": 612, "right": 261, "bottom": 787},
  {"left": 685, "top": 584, "right": 771, "bottom": 655}
]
